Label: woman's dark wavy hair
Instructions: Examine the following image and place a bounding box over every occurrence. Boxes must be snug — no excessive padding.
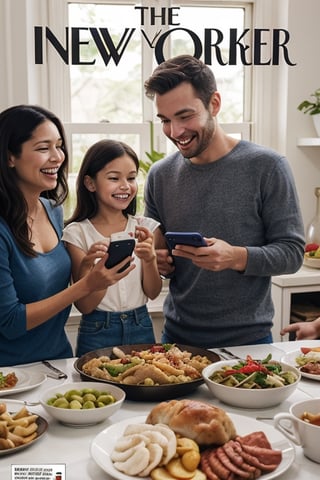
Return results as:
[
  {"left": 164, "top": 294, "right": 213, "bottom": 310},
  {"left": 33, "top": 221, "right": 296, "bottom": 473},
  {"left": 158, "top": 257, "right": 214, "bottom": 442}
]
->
[
  {"left": 0, "top": 104, "right": 69, "bottom": 256},
  {"left": 144, "top": 54, "right": 217, "bottom": 108},
  {"left": 66, "top": 139, "right": 139, "bottom": 224}
]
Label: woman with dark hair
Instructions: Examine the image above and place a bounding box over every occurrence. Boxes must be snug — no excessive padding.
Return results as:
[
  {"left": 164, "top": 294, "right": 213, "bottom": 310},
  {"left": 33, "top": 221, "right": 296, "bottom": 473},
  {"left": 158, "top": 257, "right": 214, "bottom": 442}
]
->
[
  {"left": 63, "top": 139, "right": 162, "bottom": 356},
  {"left": 0, "top": 105, "right": 134, "bottom": 366}
]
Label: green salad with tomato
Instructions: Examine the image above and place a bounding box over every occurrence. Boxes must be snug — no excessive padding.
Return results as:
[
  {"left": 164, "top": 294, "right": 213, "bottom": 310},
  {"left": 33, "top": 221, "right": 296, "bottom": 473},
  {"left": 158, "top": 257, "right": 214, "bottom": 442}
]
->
[
  {"left": 295, "top": 347, "right": 320, "bottom": 367},
  {"left": 209, "top": 354, "right": 298, "bottom": 389},
  {"left": 304, "top": 243, "right": 320, "bottom": 258}
]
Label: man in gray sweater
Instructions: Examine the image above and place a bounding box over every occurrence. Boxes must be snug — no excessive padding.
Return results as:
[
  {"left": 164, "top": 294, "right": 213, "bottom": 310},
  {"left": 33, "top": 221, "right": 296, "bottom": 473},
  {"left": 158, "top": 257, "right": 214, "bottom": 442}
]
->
[{"left": 143, "top": 54, "right": 305, "bottom": 348}]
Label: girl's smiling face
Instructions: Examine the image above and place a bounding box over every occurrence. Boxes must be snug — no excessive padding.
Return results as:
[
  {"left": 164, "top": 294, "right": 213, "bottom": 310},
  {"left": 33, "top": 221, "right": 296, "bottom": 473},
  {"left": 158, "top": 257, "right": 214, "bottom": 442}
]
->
[
  {"left": 85, "top": 153, "right": 138, "bottom": 212},
  {"left": 9, "top": 120, "right": 65, "bottom": 195}
]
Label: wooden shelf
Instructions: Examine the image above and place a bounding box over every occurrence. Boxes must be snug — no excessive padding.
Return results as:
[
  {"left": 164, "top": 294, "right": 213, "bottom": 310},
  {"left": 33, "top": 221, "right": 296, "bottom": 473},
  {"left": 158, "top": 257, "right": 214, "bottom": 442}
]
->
[{"left": 297, "top": 137, "right": 320, "bottom": 146}]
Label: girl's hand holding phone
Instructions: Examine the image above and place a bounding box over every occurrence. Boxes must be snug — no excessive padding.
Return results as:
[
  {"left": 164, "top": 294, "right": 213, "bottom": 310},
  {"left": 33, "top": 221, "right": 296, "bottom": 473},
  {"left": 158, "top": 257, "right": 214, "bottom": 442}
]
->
[{"left": 134, "top": 226, "right": 156, "bottom": 263}]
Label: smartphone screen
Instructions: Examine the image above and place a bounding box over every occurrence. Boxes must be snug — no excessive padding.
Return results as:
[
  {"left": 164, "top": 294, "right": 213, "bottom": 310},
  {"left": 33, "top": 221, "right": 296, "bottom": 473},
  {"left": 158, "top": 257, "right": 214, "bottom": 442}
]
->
[
  {"left": 165, "top": 232, "right": 207, "bottom": 250},
  {"left": 105, "top": 238, "right": 135, "bottom": 272}
]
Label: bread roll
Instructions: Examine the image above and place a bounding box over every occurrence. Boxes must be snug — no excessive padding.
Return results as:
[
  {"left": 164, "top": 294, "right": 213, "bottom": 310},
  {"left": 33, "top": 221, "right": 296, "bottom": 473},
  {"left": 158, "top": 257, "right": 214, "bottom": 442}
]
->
[{"left": 146, "top": 399, "right": 236, "bottom": 446}]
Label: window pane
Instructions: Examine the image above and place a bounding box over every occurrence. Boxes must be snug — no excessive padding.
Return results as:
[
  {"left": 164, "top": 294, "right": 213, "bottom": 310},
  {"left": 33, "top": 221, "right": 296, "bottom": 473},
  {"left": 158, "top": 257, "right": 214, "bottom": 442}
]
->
[
  {"left": 71, "top": 132, "right": 140, "bottom": 172},
  {"left": 68, "top": 3, "right": 142, "bottom": 123},
  {"left": 169, "top": 6, "right": 245, "bottom": 122},
  {"left": 68, "top": 3, "right": 245, "bottom": 124}
]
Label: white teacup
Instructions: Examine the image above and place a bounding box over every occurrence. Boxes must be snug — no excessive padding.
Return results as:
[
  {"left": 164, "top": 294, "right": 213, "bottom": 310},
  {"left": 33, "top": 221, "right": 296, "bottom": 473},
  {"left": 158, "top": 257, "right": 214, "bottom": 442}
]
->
[{"left": 274, "top": 398, "right": 320, "bottom": 463}]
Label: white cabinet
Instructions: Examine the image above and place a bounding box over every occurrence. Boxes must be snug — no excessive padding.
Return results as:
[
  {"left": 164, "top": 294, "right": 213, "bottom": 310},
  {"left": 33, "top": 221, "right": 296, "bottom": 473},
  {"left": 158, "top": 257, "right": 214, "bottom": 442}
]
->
[{"left": 271, "top": 265, "right": 320, "bottom": 341}]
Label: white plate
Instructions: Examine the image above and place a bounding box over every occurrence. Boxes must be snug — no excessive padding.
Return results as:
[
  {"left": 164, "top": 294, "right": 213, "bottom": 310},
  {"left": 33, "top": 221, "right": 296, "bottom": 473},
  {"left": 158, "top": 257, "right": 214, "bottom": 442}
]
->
[
  {"left": 281, "top": 349, "right": 320, "bottom": 381},
  {"left": 0, "top": 367, "right": 47, "bottom": 395},
  {"left": 303, "top": 254, "right": 320, "bottom": 268},
  {"left": 90, "top": 415, "right": 295, "bottom": 480}
]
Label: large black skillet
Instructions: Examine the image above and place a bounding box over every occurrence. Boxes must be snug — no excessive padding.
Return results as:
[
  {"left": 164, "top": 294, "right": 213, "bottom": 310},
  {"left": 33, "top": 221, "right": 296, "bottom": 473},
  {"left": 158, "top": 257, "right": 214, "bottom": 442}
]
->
[{"left": 74, "top": 344, "right": 220, "bottom": 401}]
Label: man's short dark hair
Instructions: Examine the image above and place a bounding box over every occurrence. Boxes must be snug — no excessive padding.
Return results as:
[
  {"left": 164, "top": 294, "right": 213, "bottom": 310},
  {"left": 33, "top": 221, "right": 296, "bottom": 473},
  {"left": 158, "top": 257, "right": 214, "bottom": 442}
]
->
[{"left": 144, "top": 55, "right": 217, "bottom": 107}]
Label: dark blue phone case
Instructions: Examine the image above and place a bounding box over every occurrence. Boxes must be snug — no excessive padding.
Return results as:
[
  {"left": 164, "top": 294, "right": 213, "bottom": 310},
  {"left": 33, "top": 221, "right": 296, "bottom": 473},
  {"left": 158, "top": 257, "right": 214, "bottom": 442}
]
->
[
  {"left": 165, "top": 232, "right": 207, "bottom": 250},
  {"left": 105, "top": 238, "right": 135, "bottom": 272}
]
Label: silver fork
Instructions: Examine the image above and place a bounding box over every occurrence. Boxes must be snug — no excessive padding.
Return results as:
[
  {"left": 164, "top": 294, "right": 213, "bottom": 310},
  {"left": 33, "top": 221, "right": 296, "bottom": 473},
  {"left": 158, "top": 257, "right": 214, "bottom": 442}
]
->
[
  {"left": 215, "top": 351, "right": 230, "bottom": 360},
  {"left": 218, "top": 348, "right": 244, "bottom": 360},
  {"left": 42, "top": 360, "right": 68, "bottom": 379}
]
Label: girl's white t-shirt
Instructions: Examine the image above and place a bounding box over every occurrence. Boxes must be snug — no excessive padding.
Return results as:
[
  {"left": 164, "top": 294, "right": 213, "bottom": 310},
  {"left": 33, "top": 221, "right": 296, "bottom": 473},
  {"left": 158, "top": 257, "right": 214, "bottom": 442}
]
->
[{"left": 62, "top": 215, "right": 160, "bottom": 312}]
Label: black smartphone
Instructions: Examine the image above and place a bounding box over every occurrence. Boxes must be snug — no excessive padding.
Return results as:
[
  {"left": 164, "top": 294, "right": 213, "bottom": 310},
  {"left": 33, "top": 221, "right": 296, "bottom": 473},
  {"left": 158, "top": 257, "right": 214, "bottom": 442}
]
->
[
  {"left": 105, "top": 238, "right": 136, "bottom": 272},
  {"left": 165, "top": 232, "right": 207, "bottom": 250}
]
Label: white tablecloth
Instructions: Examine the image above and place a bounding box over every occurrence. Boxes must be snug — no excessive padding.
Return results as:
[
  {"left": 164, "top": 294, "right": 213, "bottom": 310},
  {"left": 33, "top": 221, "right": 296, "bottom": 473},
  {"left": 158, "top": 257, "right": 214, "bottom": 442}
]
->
[{"left": 1, "top": 340, "right": 320, "bottom": 480}]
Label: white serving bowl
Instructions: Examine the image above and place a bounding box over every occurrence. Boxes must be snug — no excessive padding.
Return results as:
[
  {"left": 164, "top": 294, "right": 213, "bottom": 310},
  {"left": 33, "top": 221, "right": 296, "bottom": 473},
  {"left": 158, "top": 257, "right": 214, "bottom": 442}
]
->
[
  {"left": 40, "top": 381, "right": 125, "bottom": 427},
  {"left": 202, "top": 359, "right": 301, "bottom": 408}
]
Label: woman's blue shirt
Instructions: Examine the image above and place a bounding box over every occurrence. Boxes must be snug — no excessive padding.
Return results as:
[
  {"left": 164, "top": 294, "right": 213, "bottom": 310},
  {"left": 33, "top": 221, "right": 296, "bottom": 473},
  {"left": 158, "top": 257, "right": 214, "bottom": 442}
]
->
[{"left": 0, "top": 198, "right": 73, "bottom": 366}]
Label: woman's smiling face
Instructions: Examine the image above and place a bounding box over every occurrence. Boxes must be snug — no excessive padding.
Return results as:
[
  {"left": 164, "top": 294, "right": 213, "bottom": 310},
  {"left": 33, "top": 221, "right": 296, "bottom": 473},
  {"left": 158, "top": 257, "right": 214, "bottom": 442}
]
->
[{"left": 9, "top": 120, "right": 65, "bottom": 195}]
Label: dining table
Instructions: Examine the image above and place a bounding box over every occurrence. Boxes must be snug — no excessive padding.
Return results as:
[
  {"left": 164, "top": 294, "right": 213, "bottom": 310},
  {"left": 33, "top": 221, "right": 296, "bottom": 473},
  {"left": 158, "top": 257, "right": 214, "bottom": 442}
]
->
[{"left": 1, "top": 340, "right": 320, "bottom": 480}]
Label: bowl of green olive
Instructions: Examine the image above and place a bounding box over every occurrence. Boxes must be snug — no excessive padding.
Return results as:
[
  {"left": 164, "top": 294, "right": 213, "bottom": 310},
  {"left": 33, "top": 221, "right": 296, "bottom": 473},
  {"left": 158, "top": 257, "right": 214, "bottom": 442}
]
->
[{"left": 40, "top": 381, "right": 125, "bottom": 426}]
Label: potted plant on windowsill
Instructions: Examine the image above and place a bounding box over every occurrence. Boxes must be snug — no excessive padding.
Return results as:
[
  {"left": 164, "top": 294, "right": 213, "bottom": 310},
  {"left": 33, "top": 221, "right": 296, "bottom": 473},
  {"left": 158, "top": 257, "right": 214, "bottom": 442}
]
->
[
  {"left": 297, "top": 88, "right": 320, "bottom": 136},
  {"left": 139, "top": 121, "right": 165, "bottom": 176},
  {"left": 137, "top": 121, "right": 165, "bottom": 214}
]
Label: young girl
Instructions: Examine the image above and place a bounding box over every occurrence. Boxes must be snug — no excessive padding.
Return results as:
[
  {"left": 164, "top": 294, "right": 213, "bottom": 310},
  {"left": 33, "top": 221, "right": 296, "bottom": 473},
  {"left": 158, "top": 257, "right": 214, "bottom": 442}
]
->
[{"left": 62, "top": 139, "right": 162, "bottom": 356}]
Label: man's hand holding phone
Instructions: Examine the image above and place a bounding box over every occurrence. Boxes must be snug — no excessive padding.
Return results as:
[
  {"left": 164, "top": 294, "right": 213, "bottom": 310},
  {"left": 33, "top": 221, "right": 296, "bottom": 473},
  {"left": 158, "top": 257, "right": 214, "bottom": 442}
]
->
[
  {"left": 163, "top": 231, "right": 209, "bottom": 270},
  {"left": 165, "top": 232, "right": 207, "bottom": 250},
  {"left": 166, "top": 234, "right": 248, "bottom": 273}
]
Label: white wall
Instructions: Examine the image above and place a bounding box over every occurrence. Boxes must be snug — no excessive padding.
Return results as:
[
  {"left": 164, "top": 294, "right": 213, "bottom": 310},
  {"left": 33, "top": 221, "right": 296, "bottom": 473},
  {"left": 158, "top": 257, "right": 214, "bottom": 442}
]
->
[
  {"left": 0, "top": 0, "right": 320, "bottom": 231},
  {"left": 249, "top": 0, "right": 320, "bottom": 229},
  {"left": 285, "top": 0, "right": 320, "bottom": 228}
]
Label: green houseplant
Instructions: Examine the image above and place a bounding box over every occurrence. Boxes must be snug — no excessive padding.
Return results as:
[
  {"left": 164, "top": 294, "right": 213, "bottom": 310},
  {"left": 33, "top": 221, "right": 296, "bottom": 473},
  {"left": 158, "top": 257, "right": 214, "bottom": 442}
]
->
[
  {"left": 297, "top": 88, "right": 320, "bottom": 115},
  {"left": 139, "top": 121, "right": 165, "bottom": 176},
  {"left": 298, "top": 88, "right": 320, "bottom": 136},
  {"left": 137, "top": 121, "right": 165, "bottom": 213}
]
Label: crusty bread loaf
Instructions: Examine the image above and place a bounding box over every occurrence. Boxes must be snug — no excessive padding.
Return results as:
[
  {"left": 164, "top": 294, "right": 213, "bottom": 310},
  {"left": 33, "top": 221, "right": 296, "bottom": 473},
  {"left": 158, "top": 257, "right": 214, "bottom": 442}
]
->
[{"left": 146, "top": 399, "right": 236, "bottom": 446}]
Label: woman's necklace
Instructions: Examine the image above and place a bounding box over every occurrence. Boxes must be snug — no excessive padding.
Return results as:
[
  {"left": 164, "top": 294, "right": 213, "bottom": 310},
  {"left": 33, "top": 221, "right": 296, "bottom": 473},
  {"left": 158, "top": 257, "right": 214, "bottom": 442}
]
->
[{"left": 27, "top": 201, "right": 41, "bottom": 227}]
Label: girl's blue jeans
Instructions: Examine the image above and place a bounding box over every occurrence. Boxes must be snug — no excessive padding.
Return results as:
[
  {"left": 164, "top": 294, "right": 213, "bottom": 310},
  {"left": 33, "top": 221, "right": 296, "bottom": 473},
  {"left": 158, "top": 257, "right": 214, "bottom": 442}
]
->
[{"left": 76, "top": 305, "right": 155, "bottom": 357}]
